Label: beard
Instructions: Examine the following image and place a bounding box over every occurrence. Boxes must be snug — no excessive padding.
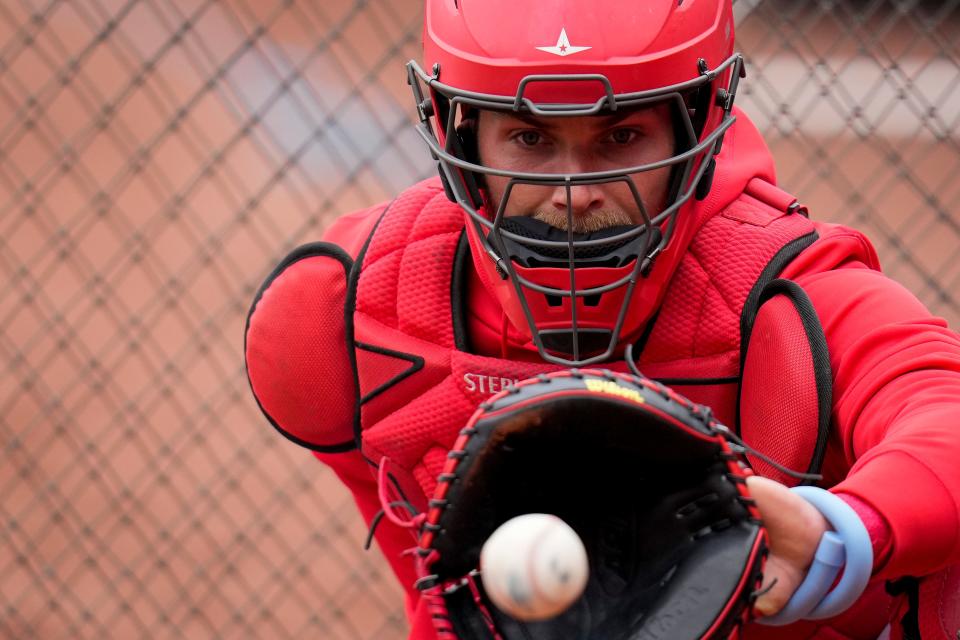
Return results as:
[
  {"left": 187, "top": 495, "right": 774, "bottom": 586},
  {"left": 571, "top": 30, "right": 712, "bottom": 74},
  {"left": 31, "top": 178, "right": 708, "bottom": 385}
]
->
[{"left": 530, "top": 208, "right": 636, "bottom": 234}]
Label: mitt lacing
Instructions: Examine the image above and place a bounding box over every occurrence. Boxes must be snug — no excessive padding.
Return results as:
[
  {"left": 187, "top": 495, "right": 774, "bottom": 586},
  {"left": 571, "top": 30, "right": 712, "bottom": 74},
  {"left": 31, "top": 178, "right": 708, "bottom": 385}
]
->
[
  {"left": 713, "top": 423, "right": 823, "bottom": 483},
  {"left": 364, "top": 457, "right": 426, "bottom": 550},
  {"left": 364, "top": 454, "right": 504, "bottom": 639},
  {"left": 363, "top": 459, "right": 466, "bottom": 636}
]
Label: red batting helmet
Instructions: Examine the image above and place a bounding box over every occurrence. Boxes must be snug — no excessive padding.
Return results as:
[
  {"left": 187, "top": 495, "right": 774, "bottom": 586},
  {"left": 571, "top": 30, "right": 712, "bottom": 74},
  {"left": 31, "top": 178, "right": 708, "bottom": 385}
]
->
[{"left": 408, "top": 0, "right": 744, "bottom": 365}]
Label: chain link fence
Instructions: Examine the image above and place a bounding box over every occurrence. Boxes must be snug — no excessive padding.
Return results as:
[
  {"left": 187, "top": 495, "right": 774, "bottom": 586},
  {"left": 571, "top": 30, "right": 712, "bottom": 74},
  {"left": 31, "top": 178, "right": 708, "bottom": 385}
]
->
[{"left": 1, "top": 1, "right": 957, "bottom": 638}]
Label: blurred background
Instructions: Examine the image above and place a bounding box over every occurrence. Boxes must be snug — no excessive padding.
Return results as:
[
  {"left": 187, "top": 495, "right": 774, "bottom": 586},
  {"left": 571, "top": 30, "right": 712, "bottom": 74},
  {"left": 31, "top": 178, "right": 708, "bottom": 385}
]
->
[{"left": 1, "top": 0, "right": 958, "bottom": 637}]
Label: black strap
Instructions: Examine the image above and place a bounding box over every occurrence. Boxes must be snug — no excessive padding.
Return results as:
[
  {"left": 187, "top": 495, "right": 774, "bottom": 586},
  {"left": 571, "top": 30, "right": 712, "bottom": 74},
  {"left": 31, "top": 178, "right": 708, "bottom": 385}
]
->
[
  {"left": 886, "top": 577, "right": 921, "bottom": 640},
  {"left": 347, "top": 200, "right": 393, "bottom": 458}
]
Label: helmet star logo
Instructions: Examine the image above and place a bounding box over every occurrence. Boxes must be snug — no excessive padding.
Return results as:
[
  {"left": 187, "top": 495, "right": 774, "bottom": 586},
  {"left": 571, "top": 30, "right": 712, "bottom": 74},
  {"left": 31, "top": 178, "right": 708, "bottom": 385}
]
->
[{"left": 536, "top": 28, "right": 591, "bottom": 57}]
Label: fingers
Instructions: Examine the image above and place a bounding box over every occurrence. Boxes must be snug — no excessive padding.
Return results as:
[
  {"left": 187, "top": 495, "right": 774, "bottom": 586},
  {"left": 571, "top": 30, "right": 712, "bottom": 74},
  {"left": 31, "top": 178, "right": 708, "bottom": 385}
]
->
[{"left": 753, "top": 552, "right": 807, "bottom": 616}]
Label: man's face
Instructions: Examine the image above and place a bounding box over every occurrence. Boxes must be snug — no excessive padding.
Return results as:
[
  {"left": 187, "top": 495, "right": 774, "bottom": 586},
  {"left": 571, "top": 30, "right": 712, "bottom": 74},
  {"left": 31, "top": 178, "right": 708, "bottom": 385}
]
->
[{"left": 475, "top": 105, "right": 676, "bottom": 234}]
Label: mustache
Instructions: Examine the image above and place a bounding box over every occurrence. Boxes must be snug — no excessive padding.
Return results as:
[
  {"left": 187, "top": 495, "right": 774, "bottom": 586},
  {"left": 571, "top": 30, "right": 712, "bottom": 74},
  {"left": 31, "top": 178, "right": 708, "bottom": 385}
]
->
[{"left": 529, "top": 209, "right": 636, "bottom": 234}]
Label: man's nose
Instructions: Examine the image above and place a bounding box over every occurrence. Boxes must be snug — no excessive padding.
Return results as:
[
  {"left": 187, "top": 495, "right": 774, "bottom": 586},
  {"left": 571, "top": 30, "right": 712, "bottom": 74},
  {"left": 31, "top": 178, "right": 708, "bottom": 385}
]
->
[
  {"left": 552, "top": 184, "right": 604, "bottom": 216},
  {"left": 548, "top": 148, "right": 607, "bottom": 215},
  {"left": 550, "top": 181, "right": 605, "bottom": 216}
]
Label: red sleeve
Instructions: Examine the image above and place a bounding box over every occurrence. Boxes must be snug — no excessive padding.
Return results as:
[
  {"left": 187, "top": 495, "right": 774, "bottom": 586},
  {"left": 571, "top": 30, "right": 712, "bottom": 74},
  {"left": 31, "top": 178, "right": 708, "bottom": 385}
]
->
[
  {"left": 309, "top": 203, "right": 425, "bottom": 611},
  {"left": 784, "top": 224, "right": 960, "bottom": 579},
  {"left": 837, "top": 493, "right": 893, "bottom": 570},
  {"left": 312, "top": 450, "right": 423, "bottom": 616}
]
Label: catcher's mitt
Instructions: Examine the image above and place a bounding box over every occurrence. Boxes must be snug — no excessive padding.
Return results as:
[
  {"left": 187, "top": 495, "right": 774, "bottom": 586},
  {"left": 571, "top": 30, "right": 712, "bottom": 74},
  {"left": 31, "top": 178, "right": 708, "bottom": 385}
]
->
[{"left": 414, "top": 369, "right": 767, "bottom": 640}]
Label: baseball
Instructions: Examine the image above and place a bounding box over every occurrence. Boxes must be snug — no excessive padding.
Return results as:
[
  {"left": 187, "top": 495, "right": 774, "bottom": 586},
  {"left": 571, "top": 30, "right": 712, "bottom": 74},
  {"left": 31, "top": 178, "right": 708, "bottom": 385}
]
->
[{"left": 479, "top": 513, "right": 589, "bottom": 621}]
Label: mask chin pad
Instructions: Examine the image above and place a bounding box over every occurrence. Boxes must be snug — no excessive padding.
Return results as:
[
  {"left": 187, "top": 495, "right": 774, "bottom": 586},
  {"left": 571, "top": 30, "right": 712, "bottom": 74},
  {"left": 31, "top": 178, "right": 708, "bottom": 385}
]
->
[
  {"left": 495, "top": 217, "right": 660, "bottom": 268},
  {"left": 540, "top": 329, "right": 613, "bottom": 359}
]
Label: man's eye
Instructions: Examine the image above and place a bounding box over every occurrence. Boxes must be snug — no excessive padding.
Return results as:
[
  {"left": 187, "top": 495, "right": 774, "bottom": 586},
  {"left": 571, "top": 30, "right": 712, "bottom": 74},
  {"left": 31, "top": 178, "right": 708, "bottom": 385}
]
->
[
  {"left": 608, "top": 129, "right": 639, "bottom": 144},
  {"left": 516, "top": 131, "right": 543, "bottom": 146}
]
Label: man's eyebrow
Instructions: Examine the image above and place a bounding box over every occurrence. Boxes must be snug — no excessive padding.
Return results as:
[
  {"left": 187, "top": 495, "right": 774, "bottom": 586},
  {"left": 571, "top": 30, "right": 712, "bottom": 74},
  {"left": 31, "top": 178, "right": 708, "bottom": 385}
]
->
[{"left": 507, "top": 109, "right": 652, "bottom": 129}]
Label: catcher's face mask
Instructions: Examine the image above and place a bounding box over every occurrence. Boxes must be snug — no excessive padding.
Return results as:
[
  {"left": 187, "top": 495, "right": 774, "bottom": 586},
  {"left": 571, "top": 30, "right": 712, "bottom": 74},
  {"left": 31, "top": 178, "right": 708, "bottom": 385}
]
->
[{"left": 410, "top": 0, "right": 744, "bottom": 366}]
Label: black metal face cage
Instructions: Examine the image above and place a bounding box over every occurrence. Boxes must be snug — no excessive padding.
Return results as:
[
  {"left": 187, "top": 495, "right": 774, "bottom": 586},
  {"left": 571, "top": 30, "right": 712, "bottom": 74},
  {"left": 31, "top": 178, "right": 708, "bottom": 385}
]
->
[{"left": 407, "top": 54, "right": 745, "bottom": 366}]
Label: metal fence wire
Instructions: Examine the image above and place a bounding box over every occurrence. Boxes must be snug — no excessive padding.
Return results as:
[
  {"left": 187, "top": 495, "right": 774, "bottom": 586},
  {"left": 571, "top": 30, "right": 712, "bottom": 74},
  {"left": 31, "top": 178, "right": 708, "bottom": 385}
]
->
[{"left": 1, "top": 0, "right": 958, "bottom": 638}]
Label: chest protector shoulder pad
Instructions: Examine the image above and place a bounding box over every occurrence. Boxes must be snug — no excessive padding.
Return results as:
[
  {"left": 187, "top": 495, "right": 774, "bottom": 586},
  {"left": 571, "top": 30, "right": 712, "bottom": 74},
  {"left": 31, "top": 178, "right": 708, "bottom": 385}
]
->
[{"left": 245, "top": 242, "right": 358, "bottom": 452}]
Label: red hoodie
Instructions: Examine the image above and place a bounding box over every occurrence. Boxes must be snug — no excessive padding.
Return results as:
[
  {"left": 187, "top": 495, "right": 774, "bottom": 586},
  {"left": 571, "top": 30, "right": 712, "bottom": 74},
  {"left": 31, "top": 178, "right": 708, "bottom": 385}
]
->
[{"left": 301, "top": 110, "right": 960, "bottom": 638}]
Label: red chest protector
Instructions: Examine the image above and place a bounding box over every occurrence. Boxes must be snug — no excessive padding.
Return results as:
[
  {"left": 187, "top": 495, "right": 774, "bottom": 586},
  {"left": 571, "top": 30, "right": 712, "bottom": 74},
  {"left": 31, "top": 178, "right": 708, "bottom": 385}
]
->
[{"left": 349, "top": 178, "right": 822, "bottom": 507}]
